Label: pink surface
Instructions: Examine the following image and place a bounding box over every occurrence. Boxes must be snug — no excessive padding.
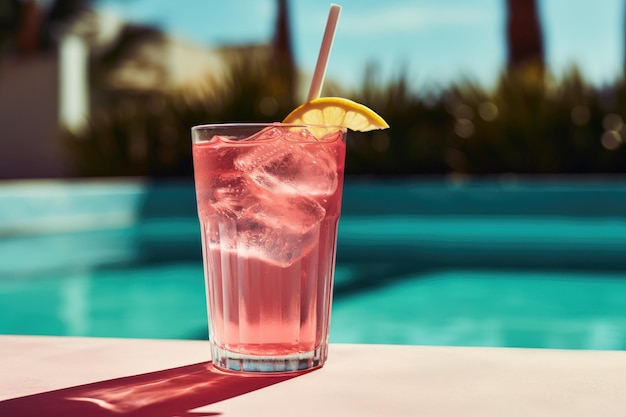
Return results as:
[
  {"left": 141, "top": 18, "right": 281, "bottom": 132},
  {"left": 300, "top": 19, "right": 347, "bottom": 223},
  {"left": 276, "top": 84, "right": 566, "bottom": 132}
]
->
[{"left": 1, "top": 335, "right": 625, "bottom": 416}]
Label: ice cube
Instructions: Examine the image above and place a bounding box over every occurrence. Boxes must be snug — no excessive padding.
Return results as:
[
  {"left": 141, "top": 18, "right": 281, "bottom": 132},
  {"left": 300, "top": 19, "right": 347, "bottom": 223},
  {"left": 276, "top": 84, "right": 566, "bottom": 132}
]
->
[
  {"left": 239, "top": 194, "right": 326, "bottom": 266},
  {"left": 204, "top": 172, "right": 253, "bottom": 214},
  {"left": 206, "top": 188, "right": 326, "bottom": 267},
  {"left": 246, "top": 193, "right": 325, "bottom": 234},
  {"left": 235, "top": 139, "right": 338, "bottom": 197},
  {"left": 208, "top": 172, "right": 245, "bottom": 201}
]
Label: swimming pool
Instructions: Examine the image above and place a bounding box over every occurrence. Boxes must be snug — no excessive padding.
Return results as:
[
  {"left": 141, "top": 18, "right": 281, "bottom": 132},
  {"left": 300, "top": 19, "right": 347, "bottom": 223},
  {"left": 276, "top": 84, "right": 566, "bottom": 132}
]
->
[{"left": 1, "top": 179, "right": 625, "bottom": 350}]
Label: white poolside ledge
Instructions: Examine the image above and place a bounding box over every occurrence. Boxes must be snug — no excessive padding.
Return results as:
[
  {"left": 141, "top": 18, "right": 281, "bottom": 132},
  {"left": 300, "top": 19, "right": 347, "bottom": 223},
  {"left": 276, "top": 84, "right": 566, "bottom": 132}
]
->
[{"left": 1, "top": 335, "right": 625, "bottom": 416}]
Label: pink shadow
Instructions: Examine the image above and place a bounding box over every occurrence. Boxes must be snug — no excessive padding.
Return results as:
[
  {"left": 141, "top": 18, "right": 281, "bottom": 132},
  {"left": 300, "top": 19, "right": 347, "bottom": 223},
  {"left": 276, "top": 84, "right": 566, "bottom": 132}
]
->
[{"left": 0, "top": 362, "right": 308, "bottom": 416}]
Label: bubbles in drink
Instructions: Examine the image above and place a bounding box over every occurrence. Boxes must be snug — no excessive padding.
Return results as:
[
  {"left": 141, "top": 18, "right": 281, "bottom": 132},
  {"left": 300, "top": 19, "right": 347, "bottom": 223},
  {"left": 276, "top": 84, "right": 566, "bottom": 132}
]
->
[
  {"left": 240, "top": 125, "right": 286, "bottom": 142},
  {"left": 283, "top": 127, "right": 318, "bottom": 142},
  {"left": 206, "top": 172, "right": 253, "bottom": 217}
]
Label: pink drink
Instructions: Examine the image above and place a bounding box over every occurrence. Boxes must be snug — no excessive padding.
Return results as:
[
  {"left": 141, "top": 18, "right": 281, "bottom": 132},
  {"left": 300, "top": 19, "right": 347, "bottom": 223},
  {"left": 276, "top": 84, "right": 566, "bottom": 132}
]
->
[{"left": 192, "top": 123, "right": 346, "bottom": 372}]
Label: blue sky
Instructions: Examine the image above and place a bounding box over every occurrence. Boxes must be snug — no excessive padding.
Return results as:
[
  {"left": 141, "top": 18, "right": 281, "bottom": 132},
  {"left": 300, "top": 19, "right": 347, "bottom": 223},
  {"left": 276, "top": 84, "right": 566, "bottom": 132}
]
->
[{"left": 97, "top": 0, "right": 624, "bottom": 91}]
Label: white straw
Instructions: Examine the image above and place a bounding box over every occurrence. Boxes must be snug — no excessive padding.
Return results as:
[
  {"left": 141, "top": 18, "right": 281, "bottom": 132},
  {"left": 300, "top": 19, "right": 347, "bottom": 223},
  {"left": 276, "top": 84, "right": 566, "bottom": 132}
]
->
[{"left": 307, "top": 4, "right": 342, "bottom": 101}]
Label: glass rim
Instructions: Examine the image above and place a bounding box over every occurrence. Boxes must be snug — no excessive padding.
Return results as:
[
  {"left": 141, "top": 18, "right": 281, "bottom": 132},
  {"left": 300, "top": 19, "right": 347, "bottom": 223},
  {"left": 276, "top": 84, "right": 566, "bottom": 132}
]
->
[{"left": 191, "top": 122, "right": 347, "bottom": 132}]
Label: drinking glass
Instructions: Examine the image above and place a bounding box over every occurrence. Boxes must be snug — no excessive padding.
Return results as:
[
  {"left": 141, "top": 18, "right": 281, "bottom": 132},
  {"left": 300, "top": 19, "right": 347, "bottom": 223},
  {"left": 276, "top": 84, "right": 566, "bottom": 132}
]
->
[{"left": 191, "top": 123, "right": 347, "bottom": 373}]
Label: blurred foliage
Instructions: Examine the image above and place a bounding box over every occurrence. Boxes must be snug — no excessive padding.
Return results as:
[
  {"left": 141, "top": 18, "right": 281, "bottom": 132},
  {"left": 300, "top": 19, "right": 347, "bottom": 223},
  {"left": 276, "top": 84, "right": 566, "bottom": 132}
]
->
[
  {"left": 61, "top": 55, "right": 626, "bottom": 178},
  {"left": 63, "top": 51, "right": 297, "bottom": 177}
]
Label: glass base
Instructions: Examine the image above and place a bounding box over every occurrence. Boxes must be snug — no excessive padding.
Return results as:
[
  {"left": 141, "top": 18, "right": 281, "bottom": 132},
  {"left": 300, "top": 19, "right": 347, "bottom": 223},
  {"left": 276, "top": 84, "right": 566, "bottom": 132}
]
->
[{"left": 210, "top": 343, "right": 327, "bottom": 373}]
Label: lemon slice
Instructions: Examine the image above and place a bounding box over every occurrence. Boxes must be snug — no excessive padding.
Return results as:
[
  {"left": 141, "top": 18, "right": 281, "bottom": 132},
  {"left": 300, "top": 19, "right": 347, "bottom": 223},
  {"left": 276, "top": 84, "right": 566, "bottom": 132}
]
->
[{"left": 283, "top": 97, "right": 389, "bottom": 131}]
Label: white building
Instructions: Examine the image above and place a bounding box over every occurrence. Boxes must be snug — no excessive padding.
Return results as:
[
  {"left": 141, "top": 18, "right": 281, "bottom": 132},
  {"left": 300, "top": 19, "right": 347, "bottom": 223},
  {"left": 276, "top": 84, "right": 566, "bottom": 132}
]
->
[{"left": 0, "top": 7, "right": 245, "bottom": 179}]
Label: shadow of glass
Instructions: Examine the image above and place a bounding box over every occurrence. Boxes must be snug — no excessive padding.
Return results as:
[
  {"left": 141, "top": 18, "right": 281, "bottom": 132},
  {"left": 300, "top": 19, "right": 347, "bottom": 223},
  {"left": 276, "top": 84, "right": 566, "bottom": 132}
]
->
[{"left": 0, "top": 361, "right": 307, "bottom": 417}]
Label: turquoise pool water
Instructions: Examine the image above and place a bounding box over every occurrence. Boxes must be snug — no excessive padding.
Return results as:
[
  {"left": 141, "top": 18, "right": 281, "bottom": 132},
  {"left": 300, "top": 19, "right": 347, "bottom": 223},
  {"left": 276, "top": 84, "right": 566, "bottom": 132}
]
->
[{"left": 1, "top": 179, "right": 626, "bottom": 350}]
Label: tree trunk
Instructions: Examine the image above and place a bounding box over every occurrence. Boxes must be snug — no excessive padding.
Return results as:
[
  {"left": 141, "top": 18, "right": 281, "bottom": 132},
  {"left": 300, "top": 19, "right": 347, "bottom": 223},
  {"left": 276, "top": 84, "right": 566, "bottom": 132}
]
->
[
  {"left": 506, "top": 0, "right": 544, "bottom": 71},
  {"left": 272, "top": 0, "right": 296, "bottom": 107}
]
